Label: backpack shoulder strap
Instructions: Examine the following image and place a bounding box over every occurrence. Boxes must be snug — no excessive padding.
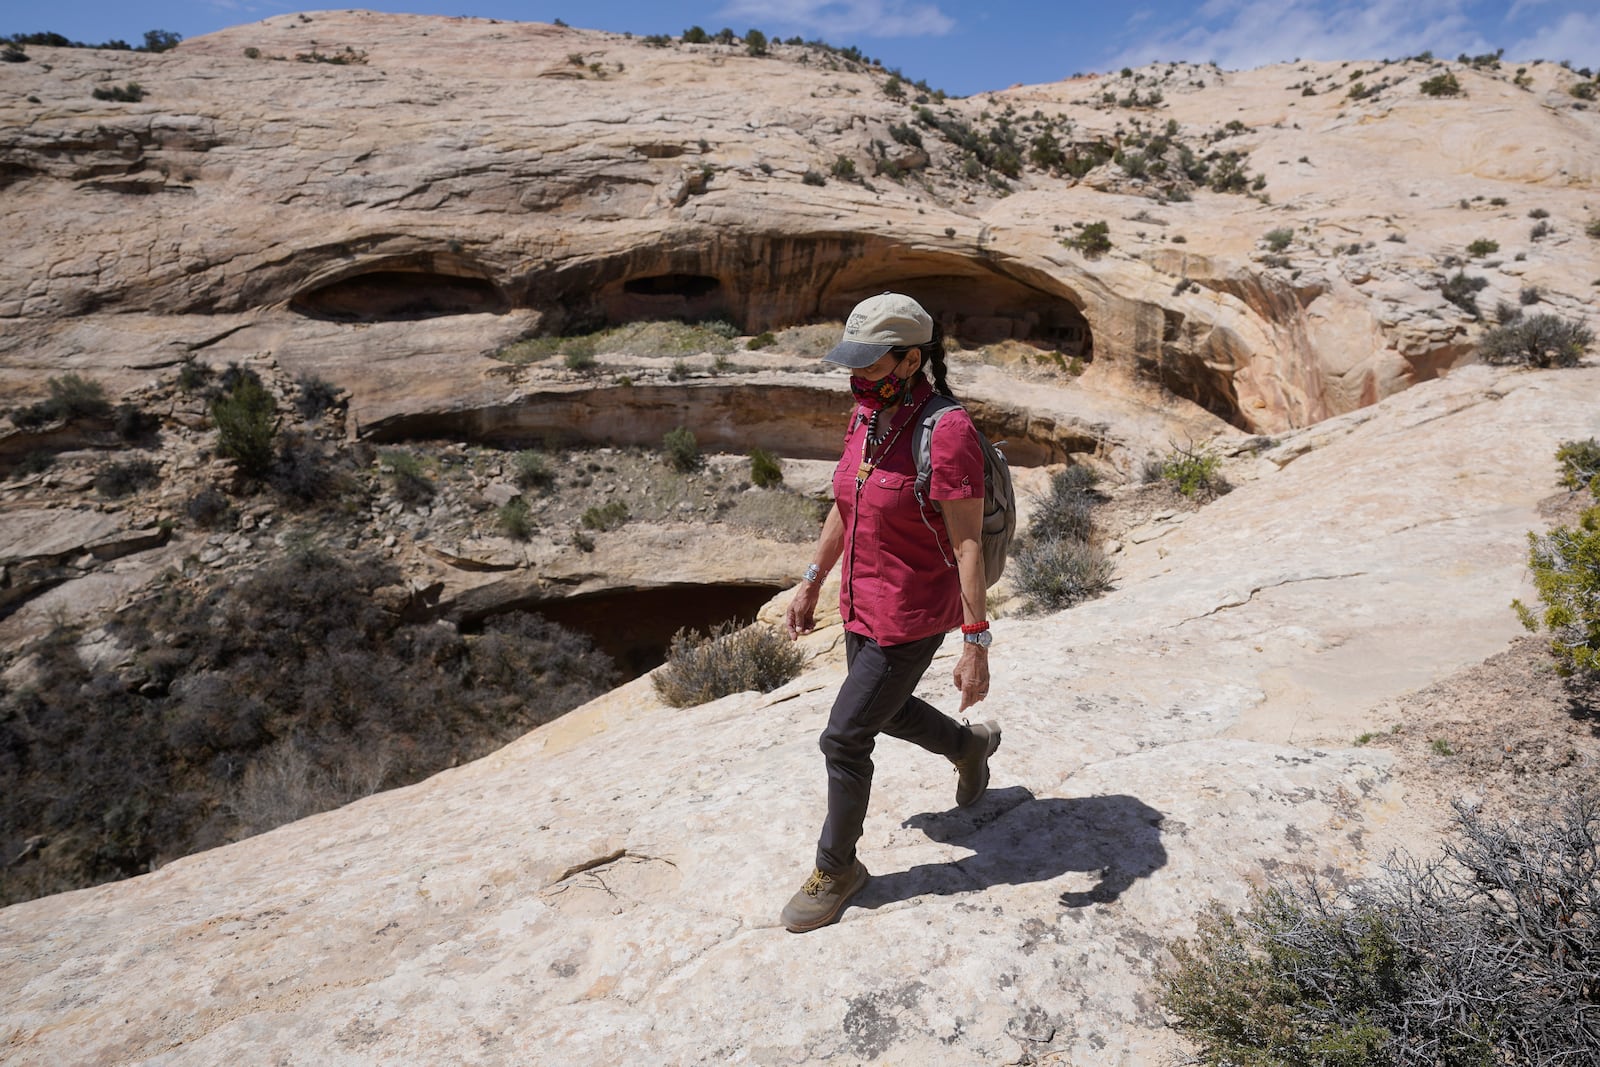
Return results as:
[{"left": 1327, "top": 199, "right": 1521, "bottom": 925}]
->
[{"left": 911, "top": 394, "right": 962, "bottom": 504}]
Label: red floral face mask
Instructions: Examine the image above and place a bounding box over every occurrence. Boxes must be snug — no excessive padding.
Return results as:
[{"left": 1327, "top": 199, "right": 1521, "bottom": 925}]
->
[{"left": 849, "top": 367, "right": 910, "bottom": 410}]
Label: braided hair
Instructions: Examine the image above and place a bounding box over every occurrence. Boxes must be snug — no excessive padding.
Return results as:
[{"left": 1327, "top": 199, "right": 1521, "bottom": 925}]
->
[{"left": 922, "top": 321, "right": 955, "bottom": 399}]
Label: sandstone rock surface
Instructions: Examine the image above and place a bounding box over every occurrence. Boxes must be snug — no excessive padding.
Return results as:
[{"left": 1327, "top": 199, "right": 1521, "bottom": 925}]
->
[{"left": 4, "top": 363, "right": 1597, "bottom": 1065}]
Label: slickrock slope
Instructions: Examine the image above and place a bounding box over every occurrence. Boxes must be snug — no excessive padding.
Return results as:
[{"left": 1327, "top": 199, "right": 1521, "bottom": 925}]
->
[{"left": 4, "top": 363, "right": 1597, "bottom": 1065}]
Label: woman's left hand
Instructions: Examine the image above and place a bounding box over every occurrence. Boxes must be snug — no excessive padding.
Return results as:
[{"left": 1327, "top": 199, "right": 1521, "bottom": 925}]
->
[{"left": 953, "top": 644, "right": 989, "bottom": 712}]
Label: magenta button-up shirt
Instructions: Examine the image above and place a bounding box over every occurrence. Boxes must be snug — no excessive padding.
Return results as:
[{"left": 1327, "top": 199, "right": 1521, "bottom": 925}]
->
[{"left": 832, "top": 378, "right": 986, "bottom": 647}]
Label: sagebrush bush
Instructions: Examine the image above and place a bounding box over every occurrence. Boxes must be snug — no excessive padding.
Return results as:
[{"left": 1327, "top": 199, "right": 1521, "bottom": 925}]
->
[
  {"left": 580, "top": 500, "right": 629, "bottom": 531},
  {"left": 1162, "top": 794, "right": 1600, "bottom": 1066},
  {"left": 498, "top": 498, "right": 532, "bottom": 539},
  {"left": 9, "top": 373, "right": 111, "bottom": 429},
  {"left": 1029, "top": 473, "right": 1096, "bottom": 543},
  {"left": 1262, "top": 227, "right": 1293, "bottom": 252},
  {"left": 294, "top": 373, "right": 342, "bottom": 420},
  {"left": 1440, "top": 270, "right": 1489, "bottom": 318},
  {"left": 380, "top": 449, "right": 434, "bottom": 504},
  {"left": 1466, "top": 237, "right": 1499, "bottom": 258},
  {"left": 94, "top": 457, "right": 160, "bottom": 499},
  {"left": 513, "top": 449, "right": 555, "bottom": 491},
  {"left": 211, "top": 375, "right": 278, "bottom": 477},
  {"left": 664, "top": 426, "right": 702, "bottom": 472},
  {"left": 653, "top": 621, "right": 805, "bottom": 707},
  {"left": 1011, "top": 536, "right": 1114, "bottom": 611},
  {"left": 184, "top": 485, "right": 235, "bottom": 529},
  {"left": 1478, "top": 313, "right": 1595, "bottom": 368},
  {"left": 749, "top": 448, "right": 783, "bottom": 488},
  {"left": 269, "top": 431, "right": 350, "bottom": 507}
]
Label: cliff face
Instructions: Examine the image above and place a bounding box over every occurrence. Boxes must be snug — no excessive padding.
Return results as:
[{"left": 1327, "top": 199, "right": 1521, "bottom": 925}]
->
[{"left": 2, "top": 11, "right": 1595, "bottom": 437}]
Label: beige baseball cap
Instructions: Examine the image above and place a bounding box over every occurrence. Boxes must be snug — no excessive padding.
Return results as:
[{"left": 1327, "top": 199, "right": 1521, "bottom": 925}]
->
[{"left": 823, "top": 292, "right": 934, "bottom": 369}]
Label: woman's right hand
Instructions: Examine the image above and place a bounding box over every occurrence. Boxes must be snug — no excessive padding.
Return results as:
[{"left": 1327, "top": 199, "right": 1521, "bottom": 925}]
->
[{"left": 786, "top": 581, "right": 820, "bottom": 639}]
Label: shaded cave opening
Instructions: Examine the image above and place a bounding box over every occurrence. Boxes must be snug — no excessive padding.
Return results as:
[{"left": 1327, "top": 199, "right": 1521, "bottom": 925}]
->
[
  {"left": 461, "top": 581, "right": 790, "bottom": 682},
  {"left": 292, "top": 270, "right": 509, "bottom": 322}
]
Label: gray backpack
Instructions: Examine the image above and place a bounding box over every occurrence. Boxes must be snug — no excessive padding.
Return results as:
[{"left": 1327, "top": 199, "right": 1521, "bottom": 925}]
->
[{"left": 910, "top": 395, "right": 1017, "bottom": 587}]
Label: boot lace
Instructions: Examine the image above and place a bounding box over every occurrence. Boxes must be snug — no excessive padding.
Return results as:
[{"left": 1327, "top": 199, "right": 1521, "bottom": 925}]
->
[{"left": 801, "top": 869, "right": 833, "bottom": 897}]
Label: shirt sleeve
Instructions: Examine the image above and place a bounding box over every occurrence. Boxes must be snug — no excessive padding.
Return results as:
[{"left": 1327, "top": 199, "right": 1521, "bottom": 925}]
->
[{"left": 928, "top": 411, "right": 985, "bottom": 501}]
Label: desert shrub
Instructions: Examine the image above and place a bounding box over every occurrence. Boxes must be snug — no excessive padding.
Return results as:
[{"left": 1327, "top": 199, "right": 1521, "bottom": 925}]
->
[
  {"left": 802, "top": 169, "right": 826, "bottom": 186},
  {"left": 113, "top": 403, "right": 160, "bottom": 443},
  {"left": 14, "top": 450, "right": 54, "bottom": 476},
  {"left": 1162, "top": 794, "right": 1600, "bottom": 1066},
  {"left": 184, "top": 486, "right": 235, "bottom": 529},
  {"left": 1160, "top": 443, "right": 1230, "bottom": 499},
  {"left": 747, "top": 331, "right": 777, "bottom": 350},
  {"left": 293, "top": 373, "right": 342, "bottom": 420},
  {"left": 1555, "top": 438, "right": 1600, "bottom": 491},
  {"left": 1587, "top": 219, "right": 1600, "bottom": 239},
  {"left": 1062, "top": 220, "right": 1112, "bottom": 257},
  {"left": 10, "top": 373, "right": 111, "bottom": 428},
  {"left": 1478, "top": 313, "right": 1594, "bottom": 368},
  {"left": 513, "top": 449, "right": 555, "bottom": 491},
  {"left": 1419, "top": 71, "right": 1462, "bottom": 96},
  {"left": 1262, "top": 227, "right": 1293, "bottom": 252},
  {"left": 1029, "top": 472, "right": 1097, "bottom": 543},
  {"left": 564, "top": 347, "right": 597, "bottom": 372},
  {"left": 1440, "top": 270, "right": 1489, "bottom": 317},
  {"left": 498, "top": 498, "right": 532, "bottom": 539},
  {"left": 744, "top": 28, "right": 767, "bottom": 56},
  {"left": 1531, "top": 219, "right": 1553, "bottom": 240},
  {"left": 91, "top": 82, "right": 144, "bottom": 102},
  {"left": 681, "top": 25, "right": 708, "bottom": 43},
  {"left": 1529, "top": 207, "right": 1550, "bottom": 219},
  {"left": 269, "top": 431, "right": 347, "bottom": 507},
  {"left": 1520, "top": 285, "right": 1543, "bottom": 305},
  {"left": 211, "top": 375, "right": 279, "bottom": 477},
  {"left": 380, "top": 449, "right": 434, "bottom": 504},
  {"left": 177, "top": 361, "right": 213, "bottom": 393},
  {"left": 1011, "top": 536, "right": 1114, "bottom": 611},
  {"left": 830, "top": 155, "right": 858, "bottom": 181},
  {"left": 1466, "top": 237, "right": 1499, "bottom": 258},
  {"left": 94, "top": 457, "right": 160, "bottom": 499},
  {"left": 749, "top": 448, "right": 783, "bottom": 488},
  {"left": 1514, "top": 493, "right": 1600, "bottom": 678},
  {"left": 663, "top": 426, "right": 702, "bottom": 472},
  {"left": 580, "top": 500, "right": 629, "bottom": 531},
  {"left": 653, "top": 621, "right": 805, "bottom": 707}
]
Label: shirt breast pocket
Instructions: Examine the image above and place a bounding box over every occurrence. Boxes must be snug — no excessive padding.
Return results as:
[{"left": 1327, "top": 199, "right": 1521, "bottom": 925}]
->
[{"left": 862, "top": 469, "right": 910, "bottom": 508}]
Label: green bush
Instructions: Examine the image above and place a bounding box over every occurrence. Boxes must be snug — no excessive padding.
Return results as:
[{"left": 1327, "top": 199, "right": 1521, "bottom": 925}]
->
[
  {"left": 1419, "top": 71, "right": 1462, "bottom": 96},
  {"left": 663, "top": 426, "right": 702, "bottom": 472},
  {"left": 113, "top": 403, "right": 160, "bottom": 443},
  {"left": 1263, "top": 227, "right": 1294, "bottom": 252},
  {"left": 802, "top": 169, "right": 826, "bottom": 186},
  {"left": 1587, "top": 219, "right": 1600, "bottom": 239},
  {"left": 14, "top": 450, "right": 55, "bottom": 476},
  {"left": 1555, "top": 438, "right": 1600, "bottom": 491},
  {"left": 513, "top": 449, "right": 555, "bottom": 491},
  {"left": 1062, "top": 220, "right": 1112, "bottom": 257},
  {"left": 681, "top": 25, "right": 708, "bottom": 43},
  {"left": 1514, "top": 495, "right": 1600, "bottom": 679},
  {"left": 1478, "top": 313, "right": 1594, "bottom": 368},
  {"left": 1162, "top": 794, "right": 1600, "bottom": 1066},
  {"left": 10, "top": 373, "right": 112, "bottom": 429},
  {"left": 580, "top": 500, "right": 629, "bottom": 531},
  {"left": 747, "top": 331, "right": 777, "bottom": 350},
  {"left": 749, "top": 448, "right": 783, "bottom": 488},
  {"left": 1466, "top": 237, "right": 1500, "bottom": 258},
  {"left": 1160, "top": 444, "right": 1230, "bottom": 499},
  {"left": 498, "top": 498, "right": 532, "bottom": 540},
  {"left": 185, "top": 486, "right": 235, "bottom": 529},
  {"left": 1440, "top": 270, "right": 1489, "bottom": 318},
  {"left": 830, "top": 155, "right": 857, "bottom": 180},
  {"left": 380, "top": 449, "right": 434, "bottom": 504},
  {"left": 91, "top": 81, "right": 144, "bottom": 102},
  {"left": 564, "top": 346, "right": 597, "bottom": 372},
  {"left": 211, "top": 375, "right": 279, "bottom": 477},
  {"left": 744, "top": 28, "right": 767, "bottom": 56},
  {"left": 1011, "top": 536, "right": 1114, "bottom": 612},
  {"left": 653, "top": 621, "right": 805, "bottom": 707}
]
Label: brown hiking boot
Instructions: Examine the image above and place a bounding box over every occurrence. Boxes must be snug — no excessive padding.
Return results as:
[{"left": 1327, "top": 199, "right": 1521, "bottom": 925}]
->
[
  {"left": 953, "top": 720, "right": 1001, "bottom": 807},
  {"left": 781, "top": 861, "right": 870, "bottom": 933}
]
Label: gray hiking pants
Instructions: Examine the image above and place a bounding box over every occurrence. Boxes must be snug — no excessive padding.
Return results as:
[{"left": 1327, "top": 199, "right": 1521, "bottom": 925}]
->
[{"left": 815, "top": 630, "right": 968, "bottom": 875}]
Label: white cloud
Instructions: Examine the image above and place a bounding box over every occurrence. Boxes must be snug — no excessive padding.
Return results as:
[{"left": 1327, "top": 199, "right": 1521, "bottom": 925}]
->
[
  {"left": 1509, "top": 11, "right": 1600, "bottom": 66},
  {"left": 715, "top": 0, "right": 955, "bottom": 38},
  {"left": 1105, "top": 0, "right": 1500, "bottom": 70}
]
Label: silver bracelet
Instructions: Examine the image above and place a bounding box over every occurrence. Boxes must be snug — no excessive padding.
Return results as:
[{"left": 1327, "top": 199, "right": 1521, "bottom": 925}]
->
[{"left": 803, "top": 563, "right": 822, "bottom": 584}]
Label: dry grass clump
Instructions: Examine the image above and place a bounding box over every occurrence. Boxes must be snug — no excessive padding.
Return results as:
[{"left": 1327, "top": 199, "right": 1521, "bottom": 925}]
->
[
  {"left": 723, "top": 489, "right": 826, "bottom": 542},
  {"left": 653, "top": 621, "right": 805, "bottom": 707}
]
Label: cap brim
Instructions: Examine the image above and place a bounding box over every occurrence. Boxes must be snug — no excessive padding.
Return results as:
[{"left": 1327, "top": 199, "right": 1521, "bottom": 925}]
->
[{"left": 822, "top": 339, "right": 893, "bottom": 369}]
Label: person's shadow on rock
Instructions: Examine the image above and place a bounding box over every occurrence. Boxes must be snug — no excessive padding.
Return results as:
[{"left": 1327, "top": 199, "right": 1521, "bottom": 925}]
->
[{"left": 857, "top": 787, "right": 1168, "bottom": 911}]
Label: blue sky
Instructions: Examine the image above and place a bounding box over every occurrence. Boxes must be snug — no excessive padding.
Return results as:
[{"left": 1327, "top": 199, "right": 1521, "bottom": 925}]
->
[{"left": 10, "top": 1, "right": 1598, "bottom": 97}]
